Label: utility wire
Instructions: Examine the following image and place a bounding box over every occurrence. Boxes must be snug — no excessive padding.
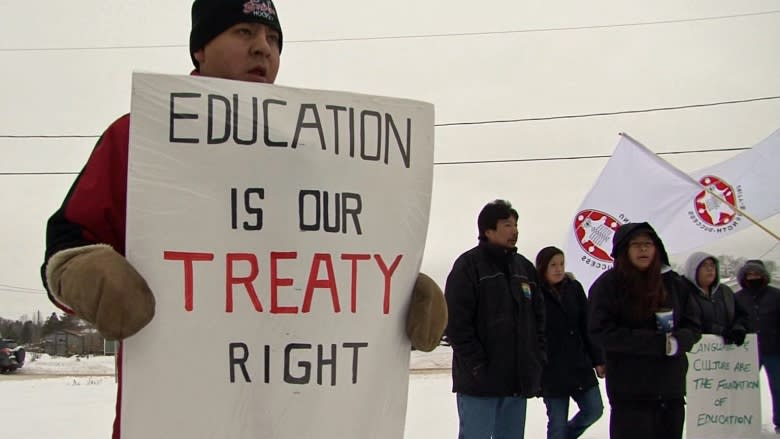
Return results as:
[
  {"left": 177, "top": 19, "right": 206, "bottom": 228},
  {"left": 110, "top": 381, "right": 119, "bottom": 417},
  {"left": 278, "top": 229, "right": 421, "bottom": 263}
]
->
[
  {"left": 760, "top": 242, "right": 780, "bottom": 259},
  {"left": 0, "top": 146, "right": 750, "bottom": 175},
  {"left": 1, "top": 10, "right": 778, "bottom": 52},
  {"left": 0, "top": 135, "right": 99, "bottom": 139},
  {"left": 433, "top": 147, "right": 749, "bottom": 166},
  {"left": 0, "top": 95, "right": 772, "bottom": 175},
  {"left": 2, "top": 94, "right": 779, "bottom": 140},
  {"left": 0, "top": 290, "right": 46, "bottom": 295},
  {"left": 0, "top": 284, "right": 47, "bottom": 295},
  {"left": 0, "top": 171, "right": 80, "bottom": 176},
  {"left": 288, "top": 10, "right": 780, "bottom": 44},
  {"left": 436, "top": 95, "right": 780, "bottom": 127},
  {"left": 0, "top": 283, "right": 43, "bottom": 292}
]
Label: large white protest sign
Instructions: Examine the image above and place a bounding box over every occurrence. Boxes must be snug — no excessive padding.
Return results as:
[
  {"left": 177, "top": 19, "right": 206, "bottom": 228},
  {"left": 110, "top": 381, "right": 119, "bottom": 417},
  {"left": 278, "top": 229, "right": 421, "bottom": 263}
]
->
[
  {"left": 686, "top": 334, "right": 761, "bottom": 439},
  {"left": 121, "top": 73, "right": 434, "bottom": 438},
  {"left": 564, "top": 135, "right": 703, "bottom": 289}
]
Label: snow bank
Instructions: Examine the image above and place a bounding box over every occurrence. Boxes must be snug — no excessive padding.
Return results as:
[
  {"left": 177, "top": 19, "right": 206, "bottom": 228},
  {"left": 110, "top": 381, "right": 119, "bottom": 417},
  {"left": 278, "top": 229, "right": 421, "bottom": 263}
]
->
[
  {"left": 12, "top": 346, "right": 451, "bottom": 376},
  {"left": 16, "top": 353, "right": 116, "bottom": 375}
]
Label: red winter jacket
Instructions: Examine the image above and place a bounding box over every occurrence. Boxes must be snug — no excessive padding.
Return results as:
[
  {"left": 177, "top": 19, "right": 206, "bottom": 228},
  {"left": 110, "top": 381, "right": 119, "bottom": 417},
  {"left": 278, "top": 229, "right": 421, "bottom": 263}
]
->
[{"left": 41, "top": 113, "right": 130, "bottom": 439}]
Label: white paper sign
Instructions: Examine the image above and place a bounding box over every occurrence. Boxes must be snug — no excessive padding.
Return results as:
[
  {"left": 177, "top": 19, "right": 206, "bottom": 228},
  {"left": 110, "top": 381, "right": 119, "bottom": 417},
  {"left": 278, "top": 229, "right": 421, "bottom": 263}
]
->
[
  {"left": 686, "top": 334, "right": 761, "bottom": 439},
  {"left": 122, "top": 73, "right": 434, "bottom": 438}
]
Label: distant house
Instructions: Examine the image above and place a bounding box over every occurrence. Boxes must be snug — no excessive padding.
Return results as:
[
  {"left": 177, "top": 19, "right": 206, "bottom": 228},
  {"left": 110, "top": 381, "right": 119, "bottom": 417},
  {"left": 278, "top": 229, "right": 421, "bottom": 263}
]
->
[
  {"left": 44, "top": 328, "right": 105, "bottom": 356},
  {"left": 104, "top": 339, "right": 119, "bottom": 356}
]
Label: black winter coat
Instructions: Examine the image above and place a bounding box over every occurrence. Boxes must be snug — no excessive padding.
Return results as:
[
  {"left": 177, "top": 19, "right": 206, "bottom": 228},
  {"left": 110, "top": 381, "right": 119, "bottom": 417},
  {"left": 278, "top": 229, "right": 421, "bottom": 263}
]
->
[
  {"left": 445, "top": 242, "right": 546, "bottom": 397},
  {"left": 736, "top": 285, "right": 780, "bottom": 359},
  {"left": 684, "top": 279, "right": 748, "bottom": 337},
  {"left": 541, "top": 277, "right": 604, "bottom": 398},
  {"left": 588, "top": 269, "right": 702, "bottom": 403},
  {"left": 682, "top": 251, "right": 748, "bottom": 337}
]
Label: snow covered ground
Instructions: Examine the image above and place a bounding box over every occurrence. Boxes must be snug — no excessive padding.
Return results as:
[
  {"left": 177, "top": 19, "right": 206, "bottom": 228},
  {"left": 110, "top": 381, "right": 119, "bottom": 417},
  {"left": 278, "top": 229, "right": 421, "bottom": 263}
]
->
[
  {"left": 10, "top": 352, "right": 117, "bottom": 376},
  {"left": 1, "top": 347, "right": 778, "bottom": 438}
]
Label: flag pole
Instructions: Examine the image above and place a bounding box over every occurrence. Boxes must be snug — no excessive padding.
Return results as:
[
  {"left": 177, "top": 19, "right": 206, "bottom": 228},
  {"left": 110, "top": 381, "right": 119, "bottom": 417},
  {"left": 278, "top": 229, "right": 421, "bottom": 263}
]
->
[{"left": 620, "top": 133, "right": 780, "bottom": 242}]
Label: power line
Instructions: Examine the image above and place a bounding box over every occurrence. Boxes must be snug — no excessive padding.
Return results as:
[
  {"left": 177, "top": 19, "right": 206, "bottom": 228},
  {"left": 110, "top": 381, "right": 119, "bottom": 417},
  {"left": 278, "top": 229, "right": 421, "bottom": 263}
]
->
[
  {"left": 0, "top": 171, "right": 80, "bottom": 176},
  {"left": 436, "top": 95, "right": 780, "bottom": 127},
  {"left": 0, "top": 290, "right": 46, "bottom": 295},
  {"left": 290, "top": 10, "right": 780, "bottom": 43},
  {"left": 434, "top": 147, "right": 749, "bottom": 166},
  {"left": 0, "top": 284, "right": 46, "bottom": 295},
  {"left": 0, "top": 146, "right": 750, "bottom": 176},
  {"left": 759, "top": 242, "right": 780, "bottom": 259},
  {"left": 0, "top": 283, "right": 44, "bottom": 292},
  {"left": 0, "top": 135, "right": 99, "bottom": 139},
  {"left": 2, "top": 10, "right": 778, "bottom": 52},
  {"left": 0, "top": 284, "right": 43, "bottom": 291},
  {"left": 2, "top": 94, "right": 778, "bottom": 140}
]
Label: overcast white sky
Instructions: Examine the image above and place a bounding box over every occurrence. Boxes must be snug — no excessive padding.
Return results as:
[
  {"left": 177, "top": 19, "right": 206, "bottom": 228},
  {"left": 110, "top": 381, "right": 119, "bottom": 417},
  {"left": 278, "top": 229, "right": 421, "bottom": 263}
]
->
[{"left": 1, "top": 1, "right": 779, "bottom": 320}]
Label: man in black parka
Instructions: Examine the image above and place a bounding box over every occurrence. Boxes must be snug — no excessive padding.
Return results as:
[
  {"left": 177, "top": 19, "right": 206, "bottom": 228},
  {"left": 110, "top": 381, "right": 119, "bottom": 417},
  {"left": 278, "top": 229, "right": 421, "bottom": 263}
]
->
[{"left": 445, "top": 199, "right": 545, "bottom": 439}]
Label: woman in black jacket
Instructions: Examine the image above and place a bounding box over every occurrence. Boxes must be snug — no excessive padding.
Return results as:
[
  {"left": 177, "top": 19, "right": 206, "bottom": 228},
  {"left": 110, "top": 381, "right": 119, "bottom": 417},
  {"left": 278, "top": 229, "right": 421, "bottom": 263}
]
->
[
  {"left": 588, "top": 222, "right": 701, "bottom": 439},
  {"left": 536, "top": 246, "right": 604, "bottom": 439}
]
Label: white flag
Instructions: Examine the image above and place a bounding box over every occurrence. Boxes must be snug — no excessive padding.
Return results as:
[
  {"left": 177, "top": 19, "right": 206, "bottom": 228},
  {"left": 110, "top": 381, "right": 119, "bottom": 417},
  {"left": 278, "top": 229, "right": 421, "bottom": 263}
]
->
[
  {"left": 662, "top": 128, "right": 780, "bottom": 253},
  {"left": 564, "top": 135, "right": 703, "bottom": 290}
]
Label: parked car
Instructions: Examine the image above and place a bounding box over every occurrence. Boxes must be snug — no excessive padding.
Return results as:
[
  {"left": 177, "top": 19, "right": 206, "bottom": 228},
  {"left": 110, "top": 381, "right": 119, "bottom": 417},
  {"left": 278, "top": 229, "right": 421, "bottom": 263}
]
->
[{"left": 0, "top": 339, "right": 25, "bottom": 373}]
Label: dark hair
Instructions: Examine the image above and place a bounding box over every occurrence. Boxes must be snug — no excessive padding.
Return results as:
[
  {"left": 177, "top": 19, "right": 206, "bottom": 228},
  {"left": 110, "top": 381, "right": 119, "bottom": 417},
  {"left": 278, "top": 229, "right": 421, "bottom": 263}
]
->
[
  {"left": 614, "top": 230, "right": 666, "bottom": 320},
  {"left": 477, "top": 199, "right": 518, "bottom": 241},
  {"left": 535, "top": 246, "right": 564, "bottom": 286}
]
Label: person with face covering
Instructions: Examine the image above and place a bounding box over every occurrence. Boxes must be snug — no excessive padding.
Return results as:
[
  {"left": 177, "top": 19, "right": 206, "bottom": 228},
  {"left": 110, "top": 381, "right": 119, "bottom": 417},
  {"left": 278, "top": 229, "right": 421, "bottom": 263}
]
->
[
  {"left": 588, "top": 222, "right": 701, "bottom": 439},
  {"left": 735, "top": 259, "right": 780, "bottom": 433},
  {"left": 681, "top": 252, "right": 748, "bottom": 344},
  {"left": 536, "top": 246, "right": 604, "bottom": 439}
]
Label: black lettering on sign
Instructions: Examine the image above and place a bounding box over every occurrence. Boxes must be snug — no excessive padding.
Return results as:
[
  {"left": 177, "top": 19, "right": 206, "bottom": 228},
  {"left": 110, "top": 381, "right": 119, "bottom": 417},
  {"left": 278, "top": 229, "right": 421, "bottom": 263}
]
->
[
  {"left": 298, "top": 190, "right": 363, "bottom": 234},
  {"left": 230, "top": 188, "right": 264, "bottom": 231}
]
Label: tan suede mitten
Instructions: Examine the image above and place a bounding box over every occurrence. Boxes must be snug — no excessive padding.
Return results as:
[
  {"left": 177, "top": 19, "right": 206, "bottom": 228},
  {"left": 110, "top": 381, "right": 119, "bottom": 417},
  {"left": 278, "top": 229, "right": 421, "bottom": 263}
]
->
[
  {"left": 46, "top": 245, "right": 155, "bottom": 340},
  {"left": 406, "top": 272, "right": 448, "bottom": 352}
]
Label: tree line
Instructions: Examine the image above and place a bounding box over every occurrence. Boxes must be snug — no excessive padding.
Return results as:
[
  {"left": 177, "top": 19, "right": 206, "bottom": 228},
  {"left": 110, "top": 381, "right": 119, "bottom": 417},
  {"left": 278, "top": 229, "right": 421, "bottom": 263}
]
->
[
  {"left": 0, "top": 255, "right": 775, "bottom": 345},
  {"left": 0, "top": 312, "right": 88, "bottom": 345}
]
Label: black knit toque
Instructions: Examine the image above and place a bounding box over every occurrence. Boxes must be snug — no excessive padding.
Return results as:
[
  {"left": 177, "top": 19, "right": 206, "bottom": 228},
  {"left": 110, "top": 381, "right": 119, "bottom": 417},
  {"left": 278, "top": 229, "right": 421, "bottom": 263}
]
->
[{"left": 190, "top": 0, "right": 283, "bottom": 68}]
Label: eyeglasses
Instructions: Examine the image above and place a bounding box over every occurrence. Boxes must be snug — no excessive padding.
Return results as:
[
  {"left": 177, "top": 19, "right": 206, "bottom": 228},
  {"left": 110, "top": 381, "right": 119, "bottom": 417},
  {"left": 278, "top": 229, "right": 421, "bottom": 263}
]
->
[{"left": 629, "top": 241, "right": 655, "bottom": 250}]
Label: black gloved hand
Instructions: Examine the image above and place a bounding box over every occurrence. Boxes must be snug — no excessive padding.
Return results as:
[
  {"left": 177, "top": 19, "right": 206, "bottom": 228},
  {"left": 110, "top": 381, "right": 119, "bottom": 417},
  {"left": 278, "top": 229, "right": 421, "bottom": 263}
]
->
[{"left": 723, "top": 328, "right": 746, "bottom": 346}]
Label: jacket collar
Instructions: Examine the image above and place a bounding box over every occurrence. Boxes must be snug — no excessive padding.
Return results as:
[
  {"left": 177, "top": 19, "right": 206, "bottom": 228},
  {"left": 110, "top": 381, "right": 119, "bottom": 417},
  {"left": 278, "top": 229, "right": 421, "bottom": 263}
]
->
[{"left": 478, "top": 241, "right": 517, "bottom": 260}]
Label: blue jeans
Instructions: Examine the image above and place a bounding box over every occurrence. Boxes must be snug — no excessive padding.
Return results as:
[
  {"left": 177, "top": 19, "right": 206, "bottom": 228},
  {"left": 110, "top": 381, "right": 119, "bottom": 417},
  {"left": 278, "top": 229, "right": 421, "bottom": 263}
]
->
[
  {"left": 456, "top": 393, "right": 527, "bottom": 439},
  {"left": 762, "top": 355, "right": 780, "bottom": 427},
  {"left": 543, "top": 385, "right": 604, "bottom": 439}
]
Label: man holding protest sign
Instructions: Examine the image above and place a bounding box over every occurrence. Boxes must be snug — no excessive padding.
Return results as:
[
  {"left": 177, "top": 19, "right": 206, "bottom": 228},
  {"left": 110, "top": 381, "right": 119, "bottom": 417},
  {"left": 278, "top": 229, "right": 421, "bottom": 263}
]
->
[{"left": 41, "top": 1, "right": 447, "bottom": 437}]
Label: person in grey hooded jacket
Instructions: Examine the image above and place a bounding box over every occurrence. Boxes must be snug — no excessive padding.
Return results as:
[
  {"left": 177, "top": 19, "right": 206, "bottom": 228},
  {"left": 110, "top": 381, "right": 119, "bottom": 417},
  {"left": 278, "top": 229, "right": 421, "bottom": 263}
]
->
[{"left": 681, "top": 252, "right": 748, "bottom": 345}]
